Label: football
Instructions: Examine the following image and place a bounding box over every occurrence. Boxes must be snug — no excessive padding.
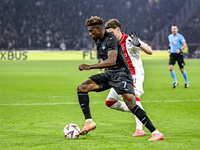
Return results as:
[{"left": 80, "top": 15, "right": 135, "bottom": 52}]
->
[{"left": 63, "top": 123, "right": 80, "bottom": 139}]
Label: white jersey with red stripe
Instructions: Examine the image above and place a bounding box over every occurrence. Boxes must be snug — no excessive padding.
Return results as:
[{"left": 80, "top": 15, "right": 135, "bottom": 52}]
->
[{"left": 120, "top": 32, "right": 148, "bottom": 75}]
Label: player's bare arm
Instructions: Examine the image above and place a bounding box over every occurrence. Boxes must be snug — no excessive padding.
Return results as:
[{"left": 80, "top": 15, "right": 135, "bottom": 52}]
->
[
  {"left": 176, "top": 42, "right": 187, "bottom": 54},
  {"left": 79, "top": 50, "right": 117, "bottom": 71},
  {"left": 139, "top": 44, "right": 153, "bottom": 55}
]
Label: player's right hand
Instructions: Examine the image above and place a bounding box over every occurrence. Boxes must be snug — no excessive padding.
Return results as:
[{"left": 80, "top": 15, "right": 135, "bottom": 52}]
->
[
  {"left": 79, "top": 66, "right": 83, "bottom": 71},
  {"left": 129, "top": 31, "right": 141, "bottom": 47},
  {"left": 78, "top": 64, "right": 91, "bottom": 71}
]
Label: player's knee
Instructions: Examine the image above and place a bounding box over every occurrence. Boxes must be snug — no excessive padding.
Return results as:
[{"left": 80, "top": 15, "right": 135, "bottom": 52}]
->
[
  {"left": 77, "top": 84, "right": 86, "bottom": 92},
  {"left": 169, "top": 65, "right": 173, "bottom": 71},
  {"left": 105, "top": 100, "right": 116, "bottom": 107},
  {"left": 123, "top": 97, "right": 136, "bottom": 110},
  {"left": 77, "top": 84, "right": 81, "bottom": 91},
  {"left": 180, "top": 68, "right": 184, "bottom": 73},
  {"left": 124, "top": 101, "right": 136, "bottom": 110}
]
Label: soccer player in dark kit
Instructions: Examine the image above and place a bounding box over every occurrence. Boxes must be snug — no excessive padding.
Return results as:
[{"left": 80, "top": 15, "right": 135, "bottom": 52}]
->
[{"left": 77, "top": 16, "right": 164, "bottom": 141}]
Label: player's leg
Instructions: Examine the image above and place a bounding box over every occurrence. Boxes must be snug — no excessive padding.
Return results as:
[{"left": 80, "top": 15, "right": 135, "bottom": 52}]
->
[
  {"left": 78, "top": 72, "right": 111, "bottom": 135},
  {"left": 77, "top": 78, "right": 99, "bottom": 135},
  {"left": 105, "top": 88, "right": 130, "bottom": 112},
  {"left": 132, "top": 95, "right": 146, "bottom": 137},
  {"left": 132, "top": 73, "right": 146, "bottom": 136},
  {"left": 178, "top": 55, "right": 189, "bottom": 88},
  {"left": 181, "top": 69, "right": 189, "bottom": 88},
  {"left": 169, "top": 65, "right": 178, "bottom": 84},
  {"left": 122, "top": 93, "right": 164, "bottom": 141},
  {"left": 169, "top": 54, "right": 178, "bottom": 88},
  {"left": 105, "top": 88, "right": 146, "bottom": 136},
  {"left": 111, "top": 74, "right": 163, "bottom": 141}
]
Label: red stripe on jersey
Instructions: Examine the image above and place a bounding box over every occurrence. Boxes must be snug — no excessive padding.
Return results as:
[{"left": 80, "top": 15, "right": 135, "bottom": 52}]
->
[{"left": 120, "top": 32, "right": 135, "bottom": 75}]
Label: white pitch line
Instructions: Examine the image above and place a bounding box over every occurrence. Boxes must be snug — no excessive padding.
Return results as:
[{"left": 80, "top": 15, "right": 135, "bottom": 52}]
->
[
  {"left": 0, "top": 102, "right": 103, "bottom": 106},
  {"left": 0, "top": 100, "right": 200, "bottom": 106}
]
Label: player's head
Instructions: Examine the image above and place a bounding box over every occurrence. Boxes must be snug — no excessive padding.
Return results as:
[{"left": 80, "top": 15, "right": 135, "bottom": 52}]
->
[
  {"left": 86, "top": 16, "right": 104, "bottom": 41},
  {"left": 171, "top": 24, "right": 178, "bottom": 35},
  {"left": 105, "top": 19, "right": 122, "bottom": 39}
]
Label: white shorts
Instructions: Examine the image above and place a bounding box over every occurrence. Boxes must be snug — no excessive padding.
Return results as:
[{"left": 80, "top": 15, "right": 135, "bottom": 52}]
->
[
  {"left": 132, "top": 65, "right": 144, "bottom": 96},
  {"left": 107, "top": 65, "right": 144, "bottom": 100}
]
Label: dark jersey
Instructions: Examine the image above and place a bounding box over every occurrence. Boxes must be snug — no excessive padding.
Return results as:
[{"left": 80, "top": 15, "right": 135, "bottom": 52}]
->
[{"left": 96, "top": 31, "right": 131, "bottom": 76}]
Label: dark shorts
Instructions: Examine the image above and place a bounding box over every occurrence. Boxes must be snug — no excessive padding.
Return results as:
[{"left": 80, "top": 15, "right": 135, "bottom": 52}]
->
[
  {"left": 89, "top": 71, "right": 135, "bottom": 95},
  {"left": 169, "top": 53, "right": 185, "bottom": 68}
]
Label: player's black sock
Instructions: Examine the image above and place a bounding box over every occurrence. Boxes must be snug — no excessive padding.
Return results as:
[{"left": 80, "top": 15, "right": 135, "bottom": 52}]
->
[
  {"left": 77, "top": 91, "right": 92, "bottom": 120},
  {"left": 131, "top": 105, "right": 156, "bottom": 133}
]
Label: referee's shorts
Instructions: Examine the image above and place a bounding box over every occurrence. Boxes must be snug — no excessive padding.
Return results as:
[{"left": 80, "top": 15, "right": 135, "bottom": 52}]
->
[{"left": 169, "top": 53, "right": 185, "bottom": 68}]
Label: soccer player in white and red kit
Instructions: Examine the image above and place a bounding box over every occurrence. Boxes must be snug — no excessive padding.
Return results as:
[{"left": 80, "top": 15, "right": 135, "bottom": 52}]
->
[{"left": 105, "top": 19, "right": 156, "bottom": 137}]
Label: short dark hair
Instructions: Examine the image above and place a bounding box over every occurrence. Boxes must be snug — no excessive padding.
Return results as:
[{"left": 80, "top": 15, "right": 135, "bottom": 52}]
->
[
  {"left": 172, "top": 24, "right": 178, "bottom": 27},
  {"left": 105, "top": 19, "right": 122, "bottom": 29},
  {"left": 85, "top": 16, "right": 104, "bottom": 27}
]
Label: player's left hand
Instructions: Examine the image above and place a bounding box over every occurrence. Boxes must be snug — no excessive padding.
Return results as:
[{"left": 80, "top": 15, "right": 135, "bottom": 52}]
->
[
  {"left": 129, "top": 31, "right": 141, "bottom": 47},
  {"left": 78, "top": 64, "right": 91, "bottom": 71}
]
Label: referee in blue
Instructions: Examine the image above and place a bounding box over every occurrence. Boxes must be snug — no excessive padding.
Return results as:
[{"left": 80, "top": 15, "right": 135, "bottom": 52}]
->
[{"left": 168, "top": 24, "right": 189, "bottom": 88}]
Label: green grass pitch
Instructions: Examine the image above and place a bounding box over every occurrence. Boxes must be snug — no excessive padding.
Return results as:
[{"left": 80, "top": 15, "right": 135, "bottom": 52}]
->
[{"left": 0, "top": 51, "right": 200, "bottom": 150}]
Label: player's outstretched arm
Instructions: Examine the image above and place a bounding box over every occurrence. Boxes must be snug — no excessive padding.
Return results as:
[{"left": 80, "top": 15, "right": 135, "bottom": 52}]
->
[
  {"left": 129, "top": 31, "right": 153, "bottom": 55},
  {"left": 139, "top": 44, "right": 153, "bottom": 55},
  {"left": 180, "top": 42, "right": 187, "bottom": 51}
]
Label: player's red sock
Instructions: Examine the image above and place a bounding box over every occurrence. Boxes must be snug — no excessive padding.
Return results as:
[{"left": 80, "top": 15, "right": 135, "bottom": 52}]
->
[{"left": 105, "top": 100, "right": 117, "bottom": 107}]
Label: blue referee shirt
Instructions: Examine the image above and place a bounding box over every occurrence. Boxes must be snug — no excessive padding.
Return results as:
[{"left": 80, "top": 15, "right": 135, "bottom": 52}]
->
[{"left": 168, "top": 33, "right": 186, "bottom": 53}]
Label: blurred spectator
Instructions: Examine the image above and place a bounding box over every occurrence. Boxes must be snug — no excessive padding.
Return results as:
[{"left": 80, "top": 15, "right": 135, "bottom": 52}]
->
[{"left": 0, "top": 0, "right": 198, "bottom": 50}]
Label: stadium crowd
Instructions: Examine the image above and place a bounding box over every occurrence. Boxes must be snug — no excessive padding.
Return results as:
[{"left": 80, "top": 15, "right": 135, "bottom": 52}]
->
[
  {"left": 182, "top": 12, "right": 200, "bottom": 58},
  {"left": 0, "top": 0, "right": 198, "bottom": 51}
]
